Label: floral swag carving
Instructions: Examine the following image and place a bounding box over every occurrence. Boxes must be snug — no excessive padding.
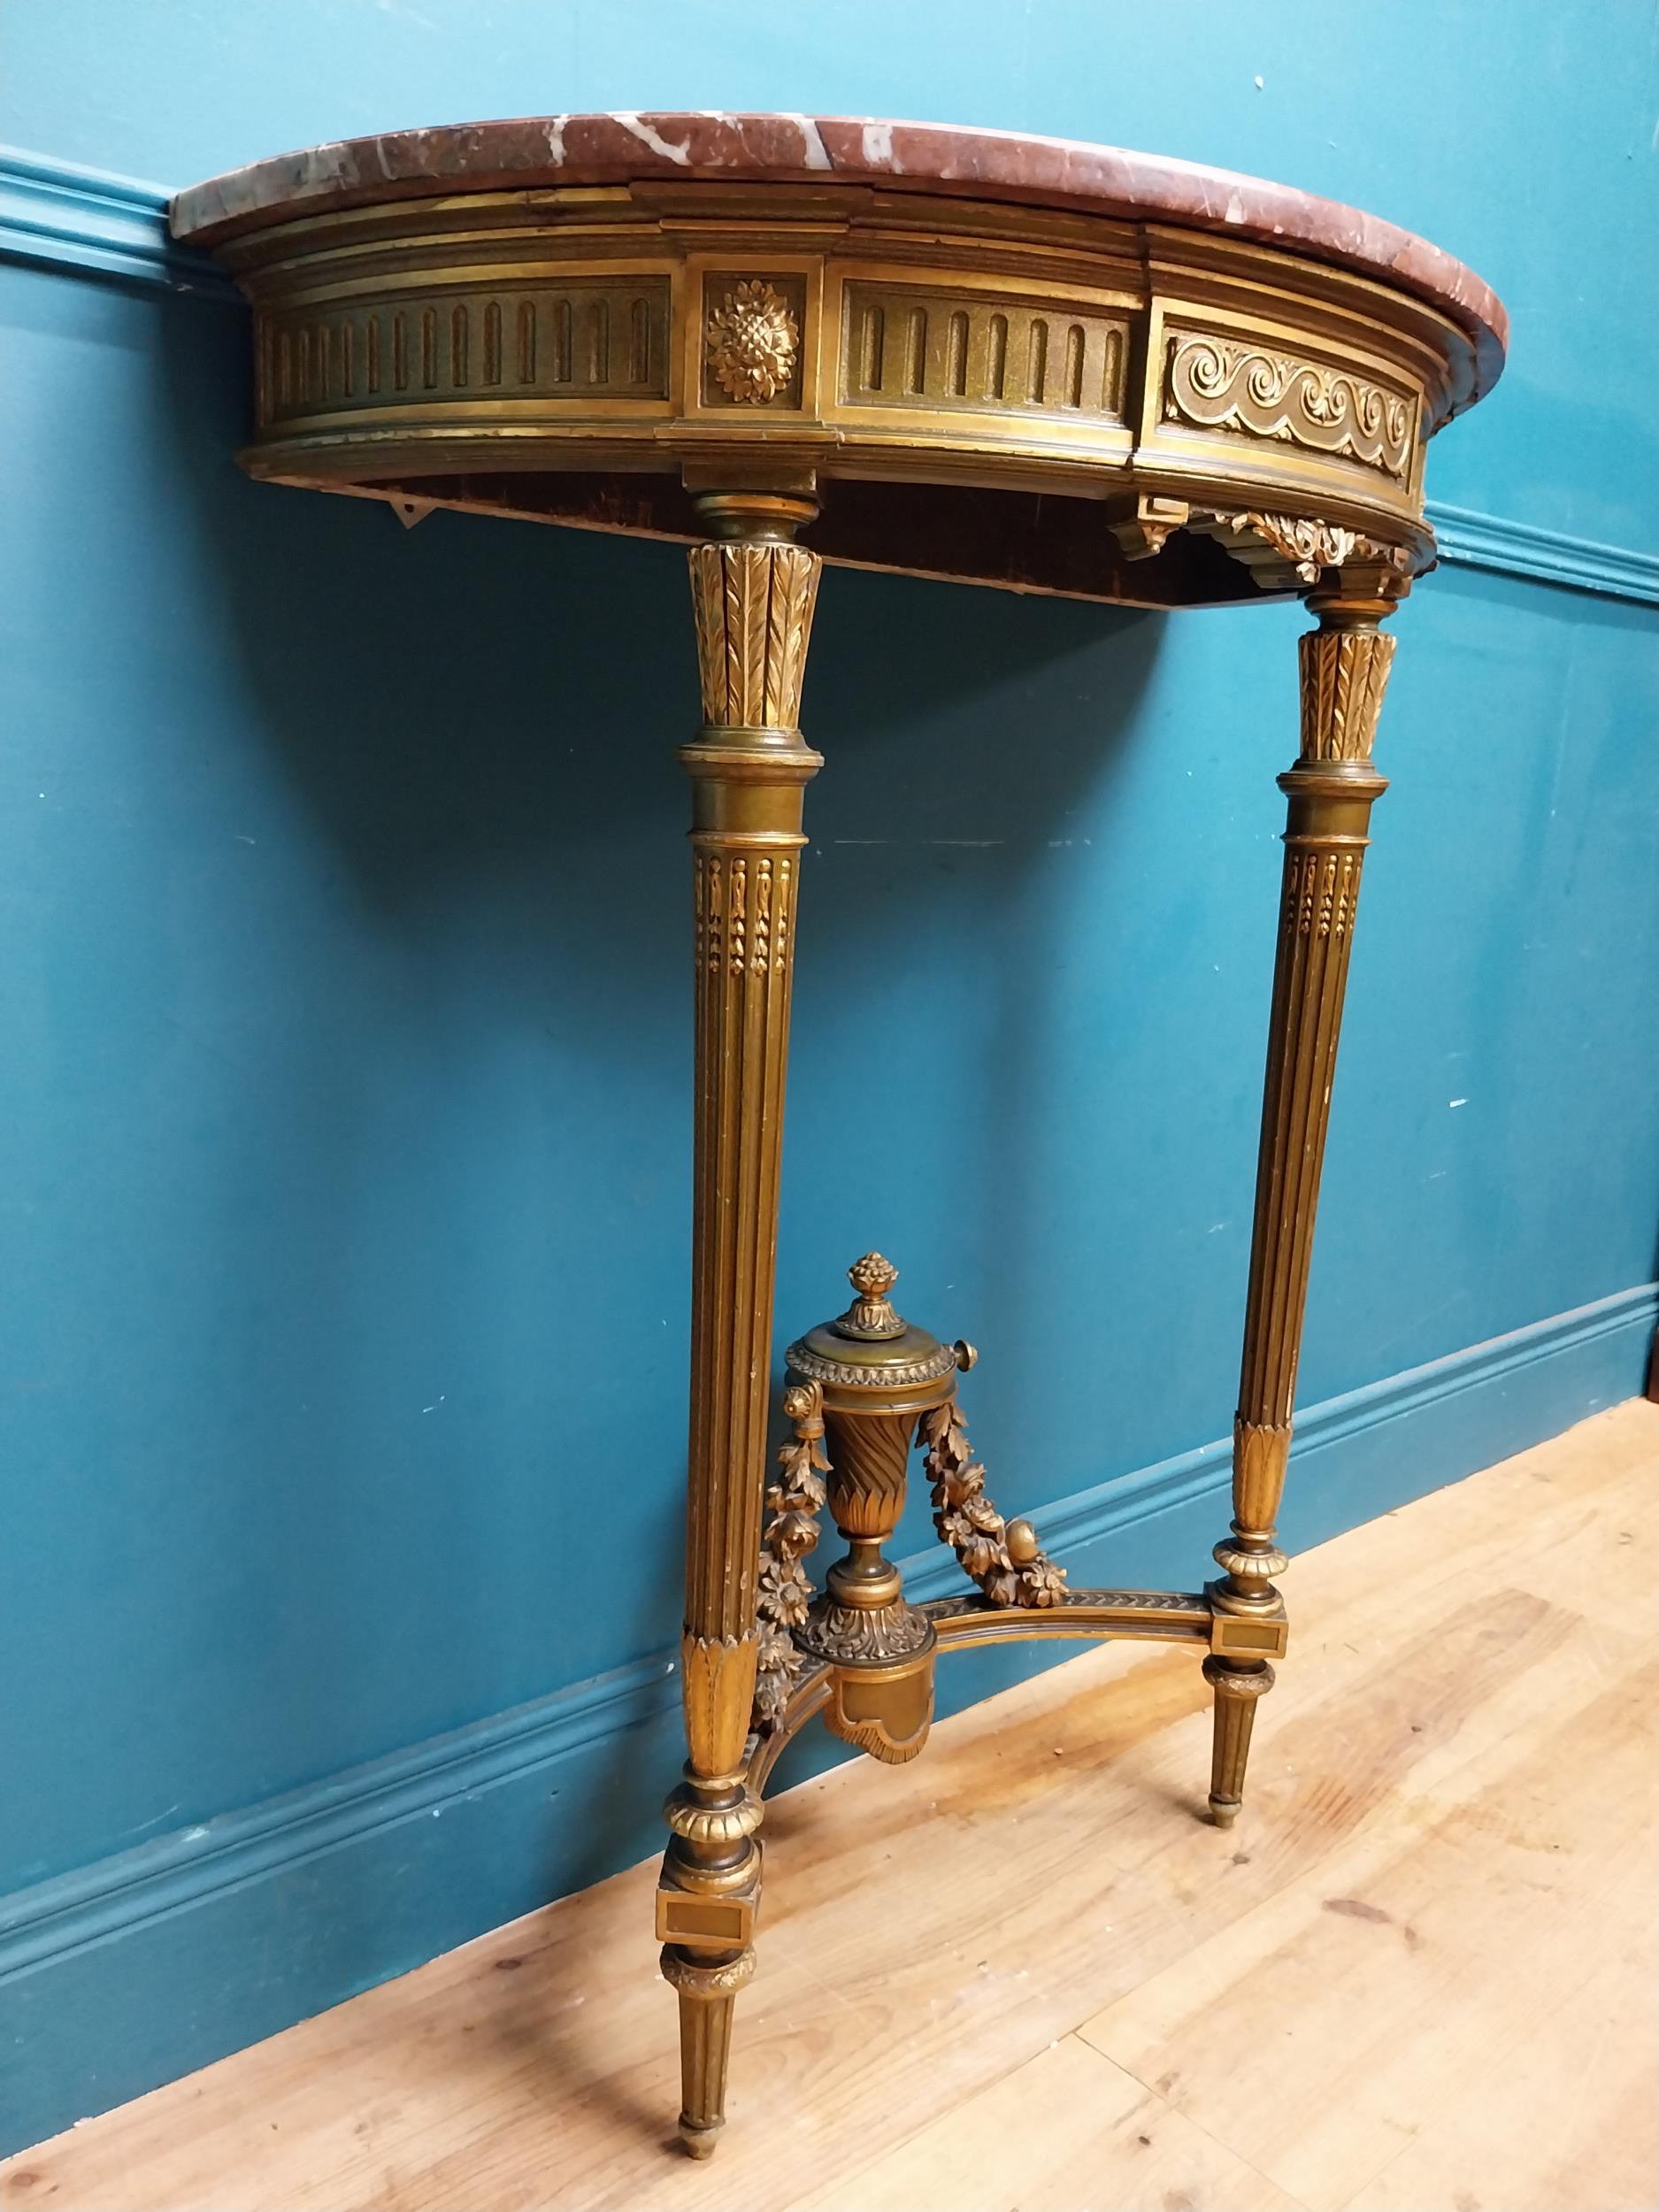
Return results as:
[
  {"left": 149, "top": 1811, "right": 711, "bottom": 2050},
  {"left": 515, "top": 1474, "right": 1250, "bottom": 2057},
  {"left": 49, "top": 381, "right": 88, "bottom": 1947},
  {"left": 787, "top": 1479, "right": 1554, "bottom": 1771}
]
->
[
  {"left": 753, "top": 1380, "right": 828, "bottom": 1726},
  {"left": 918, "top": 1397, "right": 1067, "bottom": 1608}
]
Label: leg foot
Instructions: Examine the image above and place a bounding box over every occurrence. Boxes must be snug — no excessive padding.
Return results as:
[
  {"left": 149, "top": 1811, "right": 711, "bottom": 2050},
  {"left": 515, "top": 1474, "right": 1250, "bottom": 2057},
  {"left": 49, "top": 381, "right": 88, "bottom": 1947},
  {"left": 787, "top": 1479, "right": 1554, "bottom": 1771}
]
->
[
  {"left": 661, "top": 1947, "right": 756, "bottom": 2158},
  {"left": 1203, "top": 1655, "right": 1274, "bottom": 1825}
]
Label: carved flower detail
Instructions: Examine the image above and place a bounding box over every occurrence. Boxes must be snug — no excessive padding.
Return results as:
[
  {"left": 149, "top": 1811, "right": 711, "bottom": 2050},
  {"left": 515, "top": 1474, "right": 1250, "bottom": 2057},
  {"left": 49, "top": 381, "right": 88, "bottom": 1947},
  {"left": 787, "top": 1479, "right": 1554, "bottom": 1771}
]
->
[
  {"left": 705, "top": 281, "right": 799, "bottom": 403},
  {"left": 768, "top": 1440, "right": 826, "bottom": 1517},
  {"left": 950, "top": 1495, "right": 1010, "bottom": 1580},
  {"left": 754, "top": 1620, "right": 796, "bottom": 1719},
  {"left": 759, "top": 1549, "right": 813, "bottom": 1628},
  {"left": 1019, "top": 1557, "right": 1068, "bottom": 1608},
  {"left": 938, "top": 1457, "right": 987, "bottom": 1509}
]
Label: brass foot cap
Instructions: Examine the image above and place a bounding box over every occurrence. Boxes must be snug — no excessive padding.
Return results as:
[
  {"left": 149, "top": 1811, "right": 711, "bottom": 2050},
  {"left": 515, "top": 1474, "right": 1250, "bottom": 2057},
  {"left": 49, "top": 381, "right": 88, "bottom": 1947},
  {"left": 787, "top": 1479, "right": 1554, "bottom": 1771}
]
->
[
  {"left": 679, "top": 2117, "right": 723, "bottom": 2160},
  {"left": 1209, "top": 1797, "right": 1241, "bottom": 1830}
]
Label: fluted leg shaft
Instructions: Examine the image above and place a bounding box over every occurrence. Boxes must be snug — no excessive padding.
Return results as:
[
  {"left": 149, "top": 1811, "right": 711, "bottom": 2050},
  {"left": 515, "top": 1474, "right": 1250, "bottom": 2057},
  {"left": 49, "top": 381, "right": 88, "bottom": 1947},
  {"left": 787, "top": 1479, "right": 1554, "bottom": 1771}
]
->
[
  {"left": 1209, "top": 570, "right": 1403, "bottom": 1825},
  {"left": 660, "top": 1950, "right": 757, "bottom": 2158},
  {"left": 656, "top": 489, "right": 821, "bottom": 2155}
]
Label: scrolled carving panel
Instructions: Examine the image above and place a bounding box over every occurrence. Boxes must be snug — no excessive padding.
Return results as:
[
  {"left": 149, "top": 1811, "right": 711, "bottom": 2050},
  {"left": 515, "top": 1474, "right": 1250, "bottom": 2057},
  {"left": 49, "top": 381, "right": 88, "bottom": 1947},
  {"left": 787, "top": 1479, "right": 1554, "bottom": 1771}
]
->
[
  {"left": 839, "top": 282, "right": 1129, "bottom": 424},
  {"left": 257, "top": 277, "right": 673, "bottom": 425},
  {"left": 1162, "top": 330, "right": 1418, "bottom": 483}
]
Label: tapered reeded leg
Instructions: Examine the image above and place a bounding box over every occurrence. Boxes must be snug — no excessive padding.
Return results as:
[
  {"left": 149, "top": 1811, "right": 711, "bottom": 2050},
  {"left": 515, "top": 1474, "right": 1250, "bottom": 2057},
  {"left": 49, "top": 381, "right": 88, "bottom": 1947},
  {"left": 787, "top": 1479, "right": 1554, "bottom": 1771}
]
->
[
  {"left": 655, "top": 488, "right": 821, "bottom": 2156},
  {"left": 1203, "top": 1654, "right": 1276, "bottom": 1822},
  {"left": 1208, "top": 567, "right": 1404, "bottom": 1825}
]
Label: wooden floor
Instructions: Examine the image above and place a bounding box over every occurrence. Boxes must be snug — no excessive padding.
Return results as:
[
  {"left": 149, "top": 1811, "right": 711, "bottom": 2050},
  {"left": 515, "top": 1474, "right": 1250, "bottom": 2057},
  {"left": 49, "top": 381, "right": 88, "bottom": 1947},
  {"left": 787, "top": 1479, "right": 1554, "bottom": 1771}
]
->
[{"left": 5, "top": 1401, "right": 1656, "bottom": 2212}]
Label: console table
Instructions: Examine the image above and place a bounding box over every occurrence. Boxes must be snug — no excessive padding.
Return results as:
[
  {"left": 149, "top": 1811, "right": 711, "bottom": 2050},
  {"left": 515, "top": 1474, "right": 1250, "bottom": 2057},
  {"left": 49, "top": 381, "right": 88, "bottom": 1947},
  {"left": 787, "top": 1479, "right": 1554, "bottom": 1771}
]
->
[{"left": 173, "top": 114, "right": 1506, "bottom": 2158}]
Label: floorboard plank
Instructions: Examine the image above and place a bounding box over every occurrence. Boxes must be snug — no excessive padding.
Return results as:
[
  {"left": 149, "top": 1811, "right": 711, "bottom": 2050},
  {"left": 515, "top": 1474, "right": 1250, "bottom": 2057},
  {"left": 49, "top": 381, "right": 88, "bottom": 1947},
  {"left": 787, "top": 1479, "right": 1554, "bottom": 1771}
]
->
[{"left": 788, "top": 2033, "right": 1307, "bottom": 2212}]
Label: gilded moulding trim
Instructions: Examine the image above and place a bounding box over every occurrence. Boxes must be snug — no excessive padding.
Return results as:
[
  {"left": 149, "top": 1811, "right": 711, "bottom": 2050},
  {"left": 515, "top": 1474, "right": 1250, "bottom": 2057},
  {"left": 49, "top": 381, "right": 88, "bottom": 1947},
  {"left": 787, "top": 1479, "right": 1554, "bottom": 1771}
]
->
[
  {"left": 4, "top": 148, "right": 1655, "bottom": 607},
  {"left": 785, "top": 1338, "right": 962, "bottom": 1389}
]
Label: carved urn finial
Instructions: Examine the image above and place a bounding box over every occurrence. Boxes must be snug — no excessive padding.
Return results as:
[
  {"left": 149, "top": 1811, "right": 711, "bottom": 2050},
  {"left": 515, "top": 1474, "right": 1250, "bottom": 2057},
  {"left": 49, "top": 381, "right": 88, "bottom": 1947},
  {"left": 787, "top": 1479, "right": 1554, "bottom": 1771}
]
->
[{"left": 836, "top": 1252, "right": 904, "bottom": 1340}]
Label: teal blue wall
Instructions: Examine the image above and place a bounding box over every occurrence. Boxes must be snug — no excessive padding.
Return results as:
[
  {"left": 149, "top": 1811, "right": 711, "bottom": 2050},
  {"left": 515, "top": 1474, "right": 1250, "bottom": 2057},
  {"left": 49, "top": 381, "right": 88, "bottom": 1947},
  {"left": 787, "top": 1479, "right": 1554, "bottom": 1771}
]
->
[{"left": 3, "top": 0, "right": 1656, "bottom": 2154}]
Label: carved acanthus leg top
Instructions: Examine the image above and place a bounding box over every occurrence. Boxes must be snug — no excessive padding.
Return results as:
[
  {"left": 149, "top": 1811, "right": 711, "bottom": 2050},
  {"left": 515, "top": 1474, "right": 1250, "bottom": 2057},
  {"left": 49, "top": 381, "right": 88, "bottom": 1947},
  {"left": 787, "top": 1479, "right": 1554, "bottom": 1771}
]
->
[
  {"left": 1208, "top": 570, "right": 1402, "bottom": 1824},
  {"left": 657, "top": 488, "right": 821, "bottom": 2158}
]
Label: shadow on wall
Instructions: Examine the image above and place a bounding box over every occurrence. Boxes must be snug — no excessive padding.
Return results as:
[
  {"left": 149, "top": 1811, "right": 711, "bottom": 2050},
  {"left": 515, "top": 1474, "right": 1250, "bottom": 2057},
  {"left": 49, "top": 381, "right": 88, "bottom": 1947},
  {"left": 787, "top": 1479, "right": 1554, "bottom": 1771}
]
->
[{"left": 137, "top": 295, "right": 1165, "bottom": 1903}]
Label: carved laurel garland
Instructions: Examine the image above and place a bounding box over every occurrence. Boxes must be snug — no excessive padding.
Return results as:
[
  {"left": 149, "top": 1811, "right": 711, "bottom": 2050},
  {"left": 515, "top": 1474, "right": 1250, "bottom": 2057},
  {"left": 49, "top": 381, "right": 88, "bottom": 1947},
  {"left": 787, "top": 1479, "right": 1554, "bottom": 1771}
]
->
[
  {"left": 1165, "top": 334, "right": 1414, "bottom": 480},
  {"left": 753, "top": 1380, "right": 829, "bottom": 1727},
  {"left": 918, "top": 1398, "right": 1066, "bottom": 1608}
]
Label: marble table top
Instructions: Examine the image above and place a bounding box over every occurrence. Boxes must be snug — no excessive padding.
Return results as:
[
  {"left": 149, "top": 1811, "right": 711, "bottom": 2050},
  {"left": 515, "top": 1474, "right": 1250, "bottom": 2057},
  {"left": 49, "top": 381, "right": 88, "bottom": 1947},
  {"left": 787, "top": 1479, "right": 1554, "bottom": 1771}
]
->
[{"left": 171, "top": 113, "right": 1506, "bottom": 400}]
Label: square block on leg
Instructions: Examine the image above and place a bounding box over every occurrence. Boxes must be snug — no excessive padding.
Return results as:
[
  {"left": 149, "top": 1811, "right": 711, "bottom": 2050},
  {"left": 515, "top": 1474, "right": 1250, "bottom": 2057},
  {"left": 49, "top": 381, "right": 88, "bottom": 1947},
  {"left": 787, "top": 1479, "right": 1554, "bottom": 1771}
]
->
[
  {"left": 656, "top": 1871, "right": 758, "bottom": 1953},
  {"left": 1206, "top": 1594, "right": 1290, "bottom": 1661}
]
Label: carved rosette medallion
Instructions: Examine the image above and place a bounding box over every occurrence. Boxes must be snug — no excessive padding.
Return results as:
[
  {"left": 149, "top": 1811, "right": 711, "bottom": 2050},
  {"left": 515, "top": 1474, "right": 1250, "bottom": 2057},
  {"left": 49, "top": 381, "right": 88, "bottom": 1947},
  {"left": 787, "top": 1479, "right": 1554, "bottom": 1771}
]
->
[{"left": 704, "top": 280, "right": 800, "bottom": 403}]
